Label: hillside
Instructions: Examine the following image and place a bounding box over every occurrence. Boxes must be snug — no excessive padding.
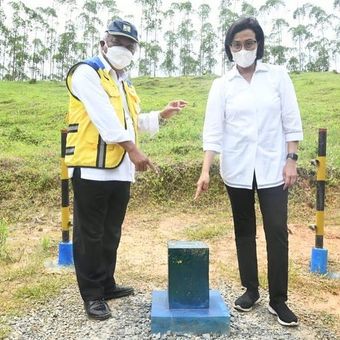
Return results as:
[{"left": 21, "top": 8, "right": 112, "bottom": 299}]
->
[{"left": 0, "top": 73, "right": 339, "bottom": 221}]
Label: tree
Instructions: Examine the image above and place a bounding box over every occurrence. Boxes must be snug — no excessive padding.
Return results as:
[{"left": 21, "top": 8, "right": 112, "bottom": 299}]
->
[
  {"left": 218, "top": 0, "right": 238, "bottom": 74},
  {"left": 161, "top": 30, "right": 177, "bottom": 76},
  {"left": 200, "top": 23, "right": 217, "bottom": 74},
  {"left": 197, "top": 4, "right": 213, "bottom": 75},
  {"left": 241, "top": 2, "right": 258, "bottom": 17},
  {"left": 135, "top": 0, "right": 163, "bottom": 76},
  {"left": 287, "top": 56, "right": 299, "bottom": 72},
  {"left": 289, "top": 24, "right": 312, "bottom": 71},
  {"left": 0, "top": 7, "right": 9, "bottom": 78},
  {"left": 271, "top": 18, "right": 289, "bottom": 46},
  {"left": 172, "top": 1, "right": 198, "bottom": 75},
  {"left": 161, "top": 8, "right": 177, "bottom": 76},
  {"left": 80, "top": 0, "right": 102, "bottom": 57},
  {"left": 101, "top": 0, "right": 119, "bottom": 27}
]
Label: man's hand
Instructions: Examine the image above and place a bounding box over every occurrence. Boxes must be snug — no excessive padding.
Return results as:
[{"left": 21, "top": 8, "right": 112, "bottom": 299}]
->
[
  {"left": 283, "top": 159, "right": 297, "bottom": 190},
  {"left": 160, "top": 100, "right": 187, "bottom": 119},
  {"left": 194, "top": 172, "right": 210, "bottom": 200},
  {"left": 119, "top": 141, "right": 157, "bottom": 172}
]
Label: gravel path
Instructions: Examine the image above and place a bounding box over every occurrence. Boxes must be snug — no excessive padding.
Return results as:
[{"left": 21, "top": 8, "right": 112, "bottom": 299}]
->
[{"left": 5, "top": 283, "right": 338, "bottom": 340}]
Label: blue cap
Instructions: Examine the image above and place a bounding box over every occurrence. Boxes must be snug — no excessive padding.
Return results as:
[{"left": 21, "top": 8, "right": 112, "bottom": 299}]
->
[{"left": 106, "top": 19, "right": 139, "bottom": 43}]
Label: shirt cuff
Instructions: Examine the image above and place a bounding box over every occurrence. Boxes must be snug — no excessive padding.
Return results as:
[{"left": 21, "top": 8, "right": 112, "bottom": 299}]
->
[
  {"left": 285, "top": 132, "right": 303, "bottom": 142},
  {"left": 148, "top": 111, "right": 160, "bottom": 136},
  {"left": 203, "top": 143, "right": 222, "bottom": 153}
]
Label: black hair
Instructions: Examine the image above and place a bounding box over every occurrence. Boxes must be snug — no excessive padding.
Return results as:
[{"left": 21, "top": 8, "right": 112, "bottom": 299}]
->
[{"left": 224, "top": 17, "right": 265, "bottom": 62}]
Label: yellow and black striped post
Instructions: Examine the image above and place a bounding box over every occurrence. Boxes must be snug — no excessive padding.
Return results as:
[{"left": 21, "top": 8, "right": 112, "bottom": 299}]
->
[
  {"left": 310, "top": 128, "right": 328, "bottom": 274},
  {"left": 58, "top": 128, "right": 73, "bottom": 266},
  {"left": 315, "top": 128, "right": 327, "bottom": 248},
  {"left": 61, "top": 129, "right": 70, "bottom": 243}
]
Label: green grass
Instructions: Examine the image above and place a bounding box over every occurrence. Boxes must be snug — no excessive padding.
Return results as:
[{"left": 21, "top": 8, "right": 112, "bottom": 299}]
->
[
  {"left": 183, "top": 223, "right": 227, "bottom": 240},
  {"left": 0, "top": 73, "right": 339, "bottom": 220},
  {"left": 290, "top": 72, "right": 340, "bottom": 173},
  {"left": 0, "top": 220, "right": 8, "bottom": 260},
  {"left": 1, "top": 73, "right": 338, "bottom": 169}
]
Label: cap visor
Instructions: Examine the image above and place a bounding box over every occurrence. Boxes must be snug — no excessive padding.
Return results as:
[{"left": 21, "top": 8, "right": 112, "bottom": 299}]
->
[{"left": 107, "top": 31, "right": 138, "bottom": 43}]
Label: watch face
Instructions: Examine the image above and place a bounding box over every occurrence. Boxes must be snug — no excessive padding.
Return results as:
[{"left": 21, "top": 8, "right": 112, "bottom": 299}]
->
[{"left": 287, "top": 153, "right": 298, "bottom": 161}]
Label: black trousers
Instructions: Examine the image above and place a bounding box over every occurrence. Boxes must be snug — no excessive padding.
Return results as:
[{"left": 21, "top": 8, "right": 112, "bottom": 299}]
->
[
  {"left": 226, "top": 178, "right": 289, "bottom": 304},
  {"left": 72, "top": 168, "right": 131, "bottom": 302}
]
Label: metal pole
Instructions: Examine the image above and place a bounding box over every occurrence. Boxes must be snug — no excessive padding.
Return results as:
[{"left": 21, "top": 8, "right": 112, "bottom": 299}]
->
[
  {"left": 60, "top": 129, "right": 70, "bottom": 243},
  {"left": 315, "top": 128, "right": 327, "bottom": 248}
]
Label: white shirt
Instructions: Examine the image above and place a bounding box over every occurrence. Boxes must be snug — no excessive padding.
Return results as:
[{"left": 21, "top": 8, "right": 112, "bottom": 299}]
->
[
  {"left": 68, "top": 54, "right": 160, "bottom": 182},
  {"left": 203, "top": 62, "right": 303, "bottom": 189}
]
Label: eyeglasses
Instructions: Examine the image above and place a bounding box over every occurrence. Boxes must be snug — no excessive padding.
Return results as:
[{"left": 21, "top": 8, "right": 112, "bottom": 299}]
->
[
  {"left": 106, "top": 36, "right": 137, "bottom": 54},
  {"left": 230, "top": 39, "right": 257, "bottom": 52}
]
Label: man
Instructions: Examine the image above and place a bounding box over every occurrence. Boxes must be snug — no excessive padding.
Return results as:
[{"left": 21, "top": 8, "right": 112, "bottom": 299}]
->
[{"left": 65, "top": 19, "right": 187, "bottom": 320}]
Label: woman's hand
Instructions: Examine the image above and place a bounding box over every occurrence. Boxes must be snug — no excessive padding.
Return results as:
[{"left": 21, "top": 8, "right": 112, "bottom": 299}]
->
[
  {"left": 194, "top": 172, "right": 210, "bottom": 200},
  {"left": 283, "top": 159, "right": 297, "bottom": 190}
]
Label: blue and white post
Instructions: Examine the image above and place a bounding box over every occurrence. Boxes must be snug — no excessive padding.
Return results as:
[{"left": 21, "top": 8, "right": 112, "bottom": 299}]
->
[
  {"left": 310, "top": 128, "right": 328, "bottom": 274},
  {"left": 58, "top": 129, "right": 73, "bottom": 266}
]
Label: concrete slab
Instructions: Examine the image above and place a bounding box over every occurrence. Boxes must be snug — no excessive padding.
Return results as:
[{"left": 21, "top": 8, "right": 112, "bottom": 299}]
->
[{"left": 151, "top": 290, "right": 230, "bottom": 335}]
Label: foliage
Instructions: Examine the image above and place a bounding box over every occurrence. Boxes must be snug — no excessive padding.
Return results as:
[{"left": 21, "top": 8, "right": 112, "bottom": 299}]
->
[{"left": 0, "top": 1, "right": 339, "bottom": 79}]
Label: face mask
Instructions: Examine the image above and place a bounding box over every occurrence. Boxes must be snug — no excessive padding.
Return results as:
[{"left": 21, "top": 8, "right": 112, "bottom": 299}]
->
[
  {"left": 231, "top": 48, "right": 257, "bottom": 68},
  {"left": 105, "top": 46, "right": 133, "bottom": 70}
]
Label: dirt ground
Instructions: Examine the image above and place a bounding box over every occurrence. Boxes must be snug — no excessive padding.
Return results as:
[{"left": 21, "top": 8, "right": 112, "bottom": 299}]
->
[
  {"left": 116, "top": 201, "right": 340, "bottom": 335},
  {"left": 2, "top": 194, "right": 340, "bottom": 337}
]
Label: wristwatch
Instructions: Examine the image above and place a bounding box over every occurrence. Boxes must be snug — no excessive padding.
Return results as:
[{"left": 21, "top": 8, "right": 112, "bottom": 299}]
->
[{"left": 286, "top": 153, "right": 298, "bottom": 161}]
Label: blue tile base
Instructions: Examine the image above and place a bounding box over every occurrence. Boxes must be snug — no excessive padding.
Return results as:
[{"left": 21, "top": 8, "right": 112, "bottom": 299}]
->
[
  {"left": 310, "top": 247, "right": 328, "bottom": 274},
  {"left": 58, "top": 242, "right": 74, "bottom": 266},
  {"left": 151, "top": 290, "right": 230, "bottom": 335}
]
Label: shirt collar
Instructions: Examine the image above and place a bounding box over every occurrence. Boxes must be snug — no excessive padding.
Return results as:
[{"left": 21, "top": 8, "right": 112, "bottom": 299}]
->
[{"left": 226, "top": 61, "right": 269, "bottom": 81}]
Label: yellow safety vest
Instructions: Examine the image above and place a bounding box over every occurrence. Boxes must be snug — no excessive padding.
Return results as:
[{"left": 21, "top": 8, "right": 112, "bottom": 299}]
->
[{"left": 65, "top": 56, "right": 140, "bottom": 169}]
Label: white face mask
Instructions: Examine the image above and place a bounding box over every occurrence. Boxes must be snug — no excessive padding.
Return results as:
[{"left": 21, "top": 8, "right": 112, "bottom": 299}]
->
[
  {"left": 105, "top": 46, "right": 133, "bottom": 70},
  {"left": 231, "top": 48, "right": 257, "bottom": 68}
]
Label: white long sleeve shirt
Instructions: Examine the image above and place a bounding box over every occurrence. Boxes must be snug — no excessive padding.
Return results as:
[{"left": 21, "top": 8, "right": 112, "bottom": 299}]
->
[
  {"left": 68, "top": 54, "right": 160, "bottom": 182},
  {"left": 203, "top": 62, "right": 303, "bottom": 189}
]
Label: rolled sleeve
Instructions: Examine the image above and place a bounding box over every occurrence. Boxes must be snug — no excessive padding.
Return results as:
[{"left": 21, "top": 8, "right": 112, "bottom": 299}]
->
[
  {"left": 279, "top": 67, "right": 303, "bottom": 142},
  {"left": 138, "top": 110, "right": 160, "bottom": 135},
  {"left": 203, "top": 78, "right": 225, "bottom": 153},
  {"left": 72, "top": 64, "right": 131, "bottom": 144}
]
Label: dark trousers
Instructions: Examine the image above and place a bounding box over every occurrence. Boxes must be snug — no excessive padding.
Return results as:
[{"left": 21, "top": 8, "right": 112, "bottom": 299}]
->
[
  {"left": 72, "top": 168, "right": 131, "bottom": 302},
  {"left": 226, "top": 178, "right": 288, "bottom": 304}
]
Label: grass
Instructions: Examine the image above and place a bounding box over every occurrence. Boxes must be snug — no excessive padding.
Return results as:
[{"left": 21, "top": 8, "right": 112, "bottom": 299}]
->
[
  {"left": 2, "top": 72, "right": 338, "bottom": 221},
  {"left": 290, "top": 72, "right": 340, "bottom": 174},
  {"left": 0, "top": 220, "right": 8, "bottom": 260},
  {"left": 0, "top": 74, "right": 338, "bottom": 200}
]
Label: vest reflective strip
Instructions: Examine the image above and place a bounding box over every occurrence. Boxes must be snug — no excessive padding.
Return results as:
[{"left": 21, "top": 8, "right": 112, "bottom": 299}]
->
[
  {"left": 96, "top": 136, "right": 106, "bottom": 168},
  {"left": 65, "top": 146, "right": 75, "bottom": 155},
  {"left": 67, "top": 124, "right": 79, "bottom": 133}
]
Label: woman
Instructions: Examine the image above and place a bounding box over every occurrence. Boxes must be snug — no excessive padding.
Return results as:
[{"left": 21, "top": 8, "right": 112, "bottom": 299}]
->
[{"left": 195, "top": 17, "right": 302, "bottom": 327}]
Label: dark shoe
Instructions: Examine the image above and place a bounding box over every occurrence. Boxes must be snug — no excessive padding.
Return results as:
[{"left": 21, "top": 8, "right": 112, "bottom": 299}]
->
[
  {"left": 268, "top": 301, "right": 299, "bottom": 327},
  {"left": 104, "top": 285, "right": 134, "bottom": 300},
  {"left": 234, "top": 289, "right": 260, "bottom": 312},
  {"left": 84, "top": 299, "right": 112, "bottom": 320}
]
